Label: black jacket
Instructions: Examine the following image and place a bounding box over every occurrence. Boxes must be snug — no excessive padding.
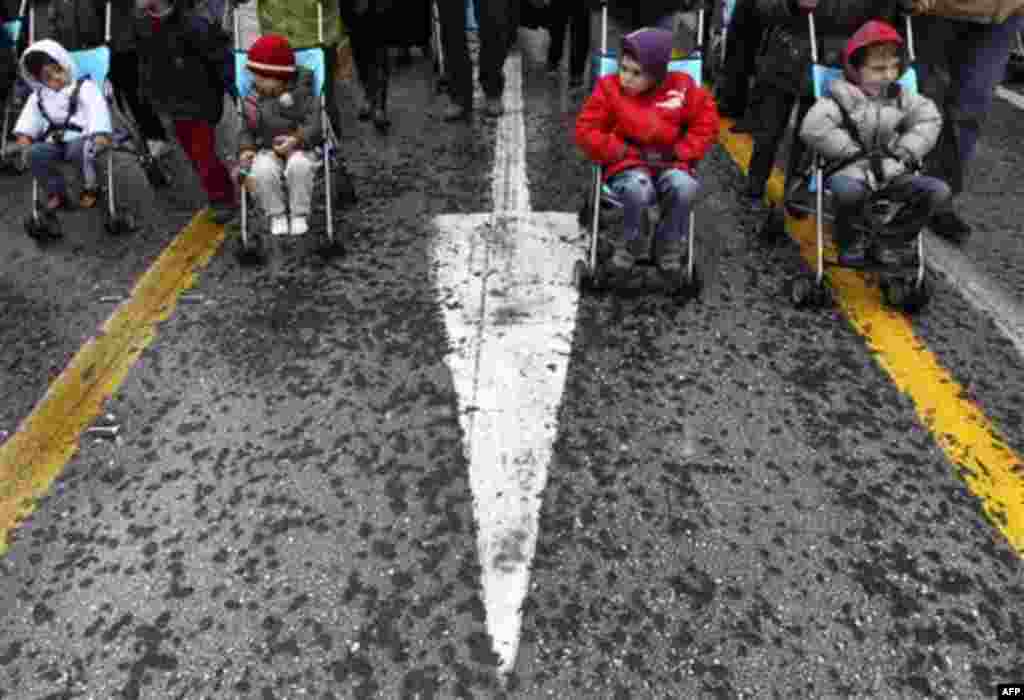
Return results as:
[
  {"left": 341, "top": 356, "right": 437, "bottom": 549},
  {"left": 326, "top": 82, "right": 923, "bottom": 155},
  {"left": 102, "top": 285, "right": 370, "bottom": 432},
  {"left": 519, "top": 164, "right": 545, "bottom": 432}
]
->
[
  {"left": 135, "top": 6, "right": 225, "bottom": 123},
  {"left": 607, "top": 0, "right": 707, "bottom": 30}
]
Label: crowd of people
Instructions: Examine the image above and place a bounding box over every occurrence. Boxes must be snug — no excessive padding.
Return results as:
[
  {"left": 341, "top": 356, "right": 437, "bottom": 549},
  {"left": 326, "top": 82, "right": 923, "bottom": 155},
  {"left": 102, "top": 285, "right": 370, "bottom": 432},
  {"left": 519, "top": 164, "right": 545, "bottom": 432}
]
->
[{"left": 0, "top": 0, "right": 1020, "bottom": 257}]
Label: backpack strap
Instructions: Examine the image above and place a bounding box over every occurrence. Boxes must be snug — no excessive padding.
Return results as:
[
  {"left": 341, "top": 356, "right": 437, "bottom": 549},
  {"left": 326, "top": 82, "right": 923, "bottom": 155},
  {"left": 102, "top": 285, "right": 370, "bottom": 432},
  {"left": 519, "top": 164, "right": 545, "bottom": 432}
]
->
[{"left": 39, "top": 77, "right": 87, "bottom": 144}]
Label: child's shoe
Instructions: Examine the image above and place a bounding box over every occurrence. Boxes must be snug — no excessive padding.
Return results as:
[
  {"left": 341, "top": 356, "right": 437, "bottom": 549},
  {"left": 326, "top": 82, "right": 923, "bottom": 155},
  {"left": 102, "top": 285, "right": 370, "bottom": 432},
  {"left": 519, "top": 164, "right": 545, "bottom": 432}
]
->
[
  {"left": 290, "top": 216, "right": 308, "bottom": 236},
  {"left": 79, "top": 186, "right": 99, "bottom": 209},
  {"left": 270, "top": 215, "right": 290, "bottom": 236}
]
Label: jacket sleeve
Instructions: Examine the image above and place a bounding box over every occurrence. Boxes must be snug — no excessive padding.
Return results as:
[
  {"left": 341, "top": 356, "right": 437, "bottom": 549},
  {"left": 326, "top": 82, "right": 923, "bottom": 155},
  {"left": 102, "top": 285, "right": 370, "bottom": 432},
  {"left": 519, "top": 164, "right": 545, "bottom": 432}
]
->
[
  {"left": 81, "top": 80, "right": 112, "bottom": 136},
  {"left": 799, "top": 96, "right": 861, "bottom": 162},
  {"left": 673, "top": 84, "right": 720, "bottom": 164},
  {"left": 237, "top": 96, "right": 257, "bottom": 152},
  {"left": 575, "top": 79, "right": 632, "bottom": 166},
  {"left": 892, "top": 93, "right": 942, "bottom": 166},
  {"left": 12, "top": 94, "right": 45, "bottom": 140}
]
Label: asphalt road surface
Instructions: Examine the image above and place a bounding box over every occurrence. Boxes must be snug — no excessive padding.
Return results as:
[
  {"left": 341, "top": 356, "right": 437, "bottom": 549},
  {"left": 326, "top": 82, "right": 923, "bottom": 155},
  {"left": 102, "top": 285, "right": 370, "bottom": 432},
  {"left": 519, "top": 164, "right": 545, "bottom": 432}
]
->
[{"left": 1, "top": 7, "right": 1023, "bottom": 700}]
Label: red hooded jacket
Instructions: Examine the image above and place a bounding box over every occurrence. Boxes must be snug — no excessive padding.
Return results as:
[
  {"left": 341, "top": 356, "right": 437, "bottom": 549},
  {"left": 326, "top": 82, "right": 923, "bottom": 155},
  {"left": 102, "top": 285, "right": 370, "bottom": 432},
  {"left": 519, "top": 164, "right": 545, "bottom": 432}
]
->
[{"left": 575, "top": 69, "right": 720, "bottom": 181}]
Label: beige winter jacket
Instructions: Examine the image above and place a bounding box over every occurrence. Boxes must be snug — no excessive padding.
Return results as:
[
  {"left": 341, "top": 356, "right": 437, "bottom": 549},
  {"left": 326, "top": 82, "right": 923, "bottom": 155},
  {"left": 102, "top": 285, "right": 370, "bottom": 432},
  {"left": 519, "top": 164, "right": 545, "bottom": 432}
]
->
[
  {"left": 926, "top": 0, "right": 1024, "bottom": 23},
  {"left": 799, "top": 79, "right": 943, "bottom": 188}
]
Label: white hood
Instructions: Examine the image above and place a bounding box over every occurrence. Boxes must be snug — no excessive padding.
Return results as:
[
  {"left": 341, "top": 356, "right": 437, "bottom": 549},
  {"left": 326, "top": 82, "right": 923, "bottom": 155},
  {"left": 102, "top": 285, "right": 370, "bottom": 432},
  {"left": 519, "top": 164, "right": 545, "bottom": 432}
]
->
[{"left": 20, "top": 40, "right": 78, "bottom": 92}]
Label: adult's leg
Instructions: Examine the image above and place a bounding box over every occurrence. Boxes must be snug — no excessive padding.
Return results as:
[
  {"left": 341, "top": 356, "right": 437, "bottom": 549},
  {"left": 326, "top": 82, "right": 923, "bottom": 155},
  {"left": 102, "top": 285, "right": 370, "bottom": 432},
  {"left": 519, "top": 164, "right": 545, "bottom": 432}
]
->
[
  {"left": 547, "top": 2, "right": 568, "bottom": 68},
  {"left": 955, "top": 16, "right": 1024, "bottom": 168},
  {"left": 746, "top": 88, "right": 795, "bottom": 198},
  {"left": 477, "top": 0, "right": 519, "bottom": 99},
  {"left": 339, "top": 3, "right": 376, "bottom": 113},
  {"left": 437, "top": 0, "right": 473, "bottom": 109},
  {"left": 568, "top": 0, "right": 592, "bottom": 81},
  {"left": 718, "top": 0, "right": 762, "bottom": 117},
  {"left": 110, "top": 50, "right": 167, "bottom": 141},
  {"left": 172, "top": 118, "right": 234, "bottom": 204}
]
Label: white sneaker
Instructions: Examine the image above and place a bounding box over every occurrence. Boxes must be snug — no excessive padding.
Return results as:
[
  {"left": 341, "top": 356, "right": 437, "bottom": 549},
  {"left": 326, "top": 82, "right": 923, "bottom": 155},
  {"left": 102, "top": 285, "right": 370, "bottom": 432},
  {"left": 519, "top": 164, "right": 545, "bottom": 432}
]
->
[
  {"left": 270, "top": 215, "right": 290, "bottom": 236},
  {"left": 290, "top": 216, "right": 308, "bottom": 236},
  {"left": 147, "top": 139, "right": 170, "bottom": 158}
]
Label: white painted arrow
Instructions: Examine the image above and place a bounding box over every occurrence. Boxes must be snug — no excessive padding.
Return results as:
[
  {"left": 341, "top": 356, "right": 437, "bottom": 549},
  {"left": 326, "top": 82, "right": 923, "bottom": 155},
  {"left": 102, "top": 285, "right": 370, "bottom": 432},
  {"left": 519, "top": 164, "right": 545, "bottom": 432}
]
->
[{"left": 433, "top": 53, "right": 582, "bottom": 674}]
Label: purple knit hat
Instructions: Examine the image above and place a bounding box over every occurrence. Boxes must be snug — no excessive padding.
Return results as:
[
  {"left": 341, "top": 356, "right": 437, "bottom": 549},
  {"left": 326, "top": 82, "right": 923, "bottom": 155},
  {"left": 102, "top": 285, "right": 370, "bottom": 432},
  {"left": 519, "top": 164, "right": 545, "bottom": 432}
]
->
[{"left": 622, "top": 27, "right": 674, "bottom": 84}]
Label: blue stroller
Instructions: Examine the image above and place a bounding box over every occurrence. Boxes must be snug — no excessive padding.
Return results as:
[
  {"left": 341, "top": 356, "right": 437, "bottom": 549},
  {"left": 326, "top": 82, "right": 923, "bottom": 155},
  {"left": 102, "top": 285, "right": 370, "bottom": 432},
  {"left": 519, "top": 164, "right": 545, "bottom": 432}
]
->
[
  {"left": 574, "top": 0, "right": 704, "bottom": 299},
  {"left": 762, "top": 13, "right": 932, "bottom": 312},
  {"left": 20, "top": 0, "right": 159, "bottom": 242},
  {"left": 231, "top": 0, "right": 346, "bottom": 264},
  {"left": 0, "top": 0, "right": 28, "bottom": 175}
]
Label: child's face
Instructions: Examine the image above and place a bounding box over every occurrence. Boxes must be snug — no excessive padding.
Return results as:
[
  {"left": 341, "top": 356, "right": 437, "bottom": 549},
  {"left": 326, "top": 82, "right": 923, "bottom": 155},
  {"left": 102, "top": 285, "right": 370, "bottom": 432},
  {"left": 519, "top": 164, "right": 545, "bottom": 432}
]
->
[
  {"left": 857, "top": 44, "right": 901, "bottom": 97},
  {"left": 252, "top": 74, "right": 287, "bottom": 98},
  {"left": 619, "top": 54, "right": 655, "bottom": 96},
  {"left": 39, "top": 62, "right": 69, "bottom": 91}
]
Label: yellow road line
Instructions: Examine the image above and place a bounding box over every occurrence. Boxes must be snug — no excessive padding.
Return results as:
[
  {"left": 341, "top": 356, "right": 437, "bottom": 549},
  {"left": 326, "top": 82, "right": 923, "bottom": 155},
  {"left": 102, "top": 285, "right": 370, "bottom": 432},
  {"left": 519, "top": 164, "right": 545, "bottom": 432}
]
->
[
  {"left": 718, "top": 121, "right": 1024, "bottom": 554},
  {"left": 0, "top": 211, "right": 226, "bottom": 556}
]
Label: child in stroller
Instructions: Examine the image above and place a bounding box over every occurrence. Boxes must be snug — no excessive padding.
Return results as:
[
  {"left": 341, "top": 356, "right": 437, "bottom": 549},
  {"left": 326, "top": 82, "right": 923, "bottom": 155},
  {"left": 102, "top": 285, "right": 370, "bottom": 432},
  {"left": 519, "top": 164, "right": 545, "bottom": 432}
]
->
[
  {"left": 799, "top": 19, "right": 949, "bottom": 268},
  {"left": 13, "top": 39, "right": 112, "bottom": 211},
  {"left": 574, "top": 26, "right": 718, "bottom": 277},
  {"left": 237, "top": 33, "right": 321, "bottom": 238}
]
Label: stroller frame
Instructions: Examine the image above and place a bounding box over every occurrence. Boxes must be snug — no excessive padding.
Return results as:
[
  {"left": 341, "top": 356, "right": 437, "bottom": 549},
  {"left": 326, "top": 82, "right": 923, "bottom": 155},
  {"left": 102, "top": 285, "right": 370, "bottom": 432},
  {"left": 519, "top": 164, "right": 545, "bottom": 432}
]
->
[
  {"left": 764, "top": 13, "right": 932, "bottom": 312},
  {"left": 232, "top": 0, "right": 345, "bottom": 264},
  {"left": 573, "top": 0, "right": 704, "bottom": 299}
]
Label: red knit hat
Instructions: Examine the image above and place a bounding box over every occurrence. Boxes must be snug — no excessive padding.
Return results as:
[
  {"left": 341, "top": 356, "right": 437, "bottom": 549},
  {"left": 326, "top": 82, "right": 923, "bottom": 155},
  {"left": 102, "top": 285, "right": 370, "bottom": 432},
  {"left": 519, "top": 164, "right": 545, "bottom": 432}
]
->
[{"left": 247, "top": 34, "right": 296, "bottom": 79}]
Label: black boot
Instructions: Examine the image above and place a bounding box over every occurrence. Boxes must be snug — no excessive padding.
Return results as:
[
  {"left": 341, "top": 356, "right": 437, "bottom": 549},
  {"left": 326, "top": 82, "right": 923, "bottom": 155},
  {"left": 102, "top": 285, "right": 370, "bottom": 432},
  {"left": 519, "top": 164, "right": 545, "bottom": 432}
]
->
[
  {"left": 929, "top": 209, "right": 972, "bottom": 245},
  {"left": 835, "top": 222, "right": 869, "bottom": 268}
]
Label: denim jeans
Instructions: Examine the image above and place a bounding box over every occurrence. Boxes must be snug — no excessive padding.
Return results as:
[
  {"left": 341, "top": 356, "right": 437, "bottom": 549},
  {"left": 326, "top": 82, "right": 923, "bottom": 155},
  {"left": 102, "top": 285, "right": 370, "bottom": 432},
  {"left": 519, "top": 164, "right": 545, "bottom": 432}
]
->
[
  {"left": 28, "top": 138, "right": 97, "bottom": 197},
  {"left": 606, "top": 167, "right": 700, "bottom": 243},
  {"left": 827, "top": 173, "right": 952, "bottom": 243}
]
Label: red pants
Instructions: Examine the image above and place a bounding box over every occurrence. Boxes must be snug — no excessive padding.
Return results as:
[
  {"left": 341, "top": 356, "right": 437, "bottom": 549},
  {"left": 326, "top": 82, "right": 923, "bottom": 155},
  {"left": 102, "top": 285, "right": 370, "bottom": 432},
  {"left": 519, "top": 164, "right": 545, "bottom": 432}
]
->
[{"left": 173, "top": 119, "right": 234, "bottom": 204}]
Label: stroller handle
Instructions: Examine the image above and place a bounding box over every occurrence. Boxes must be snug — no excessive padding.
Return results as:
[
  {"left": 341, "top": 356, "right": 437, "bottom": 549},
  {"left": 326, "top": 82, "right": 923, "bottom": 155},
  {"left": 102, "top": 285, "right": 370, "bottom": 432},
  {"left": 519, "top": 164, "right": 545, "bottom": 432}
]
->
[{"left": 807, "top": 11, "right": 916, "bottom": 65}]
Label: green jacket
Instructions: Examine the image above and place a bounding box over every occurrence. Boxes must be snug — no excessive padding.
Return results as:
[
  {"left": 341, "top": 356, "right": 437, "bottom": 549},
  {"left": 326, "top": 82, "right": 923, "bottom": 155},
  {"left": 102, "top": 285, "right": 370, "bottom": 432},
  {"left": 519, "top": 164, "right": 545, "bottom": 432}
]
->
[{"left": 257, "top": 0, "right": 344, "bottom": 47}]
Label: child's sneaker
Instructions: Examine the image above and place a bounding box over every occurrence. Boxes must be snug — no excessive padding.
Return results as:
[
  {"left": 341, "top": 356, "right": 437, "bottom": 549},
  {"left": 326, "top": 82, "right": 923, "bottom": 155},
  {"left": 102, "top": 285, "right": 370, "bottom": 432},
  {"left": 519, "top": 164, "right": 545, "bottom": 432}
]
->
[
  {"left": 290, "top": 216, "right": 308, "bottom": 236},
  {"left": 270, "top": 215, "right": 289, "bottom": 236}
]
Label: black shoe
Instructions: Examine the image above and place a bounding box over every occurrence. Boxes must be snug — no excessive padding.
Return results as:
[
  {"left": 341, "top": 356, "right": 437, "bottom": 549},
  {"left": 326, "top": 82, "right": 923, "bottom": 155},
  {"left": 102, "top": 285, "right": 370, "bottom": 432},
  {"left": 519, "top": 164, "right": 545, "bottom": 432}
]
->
[
  {"left": 872, "top": 239, "right": 919, "bottom": 267},
  {"left": 929, "top": 210, "right": 972, "bottom": 244},
  {"left": 730, "top": 115, "right": 759, "bottom": 134},
  {"left": 744, "top": 178, "right": 766, "bottom": 201},
  {"left": 837, "top": 237, "right": 870, "bottom": 268}
]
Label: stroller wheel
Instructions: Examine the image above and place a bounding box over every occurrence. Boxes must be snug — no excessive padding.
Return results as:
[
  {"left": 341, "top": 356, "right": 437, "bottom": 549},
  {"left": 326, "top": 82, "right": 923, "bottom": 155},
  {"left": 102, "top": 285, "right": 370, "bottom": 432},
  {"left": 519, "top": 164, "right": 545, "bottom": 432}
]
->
[
  {"left": 788, "top": 275, "right": 815, "bottom": 308},
  {"left": 573, "top": 259, "right": 589, "bottom": 292},
  {"left": 812, "top": 279, "right": 832, "bottom": 308},
  {"left": 682, "top": 261, "right": 702, "bottom": 301},
  {"left": 317, "top": 231, "right": 346, "bottom": 259},
  {"left": 758, "top": 206, "right": 786, "bottom": 242},
  {"left": 901, "top": 275, "right": 931, "bottom": 314},
  {"left": 578, "top": 199, "right": 594, "bottom": 229},
  {"left": 104, "top": 208, "right": 134, "bottom": 236},
  {"left": 234, "top": 233, "right": 267, "bottom": 266}
]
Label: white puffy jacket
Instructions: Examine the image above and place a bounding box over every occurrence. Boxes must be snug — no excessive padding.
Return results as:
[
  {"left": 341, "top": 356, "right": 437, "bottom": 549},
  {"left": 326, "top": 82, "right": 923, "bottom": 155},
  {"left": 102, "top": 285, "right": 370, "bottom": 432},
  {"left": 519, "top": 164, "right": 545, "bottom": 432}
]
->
[
  {"left": 799, "top": 78, "right": 943, "bottom": 188},
  {"left": 13, "top": 39, "right": 112, "bottom": 143}
]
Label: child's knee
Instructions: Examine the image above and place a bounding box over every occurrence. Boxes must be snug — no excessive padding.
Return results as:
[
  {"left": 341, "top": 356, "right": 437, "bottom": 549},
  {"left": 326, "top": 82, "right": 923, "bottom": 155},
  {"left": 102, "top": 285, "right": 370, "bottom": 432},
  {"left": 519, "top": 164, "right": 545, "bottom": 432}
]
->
[
  {"left": 285, "top": 152, "right": 315, "bottom": 178},
  {"left": 615, "top": 171, "right": 656, "bottom": 206},
  {"left": 662, "top": 170, "right": 700, "bottom": 205},
  {"left": 249, "top": 153, "right": 279, "bottom": 181}
]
